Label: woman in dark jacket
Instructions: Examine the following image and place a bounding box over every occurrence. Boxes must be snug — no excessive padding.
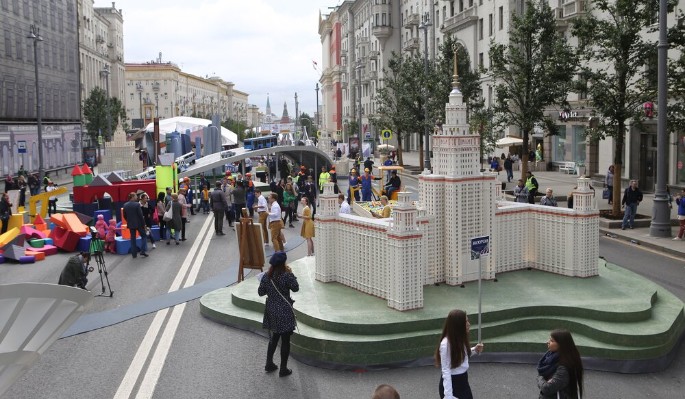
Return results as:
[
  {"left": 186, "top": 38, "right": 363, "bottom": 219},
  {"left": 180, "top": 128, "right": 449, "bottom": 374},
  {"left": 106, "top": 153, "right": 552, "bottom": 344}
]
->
[
  {"left": 0, "top": 192, "right": 12, "bottom": 234},
  {"left": 258, "top": 251, "right": 299, "bottom": 377},
  {"left": 139, "top": 193, "right": 156, "bottom": 249},
  {"left": 232, "top": 180, "right": 247, "bottom": 219},
  {"left": 537, "top": 329, "right": 584, "bottom": 398},
  {"left": 165, "top": 193, "right": 183, "bottom": 245}
]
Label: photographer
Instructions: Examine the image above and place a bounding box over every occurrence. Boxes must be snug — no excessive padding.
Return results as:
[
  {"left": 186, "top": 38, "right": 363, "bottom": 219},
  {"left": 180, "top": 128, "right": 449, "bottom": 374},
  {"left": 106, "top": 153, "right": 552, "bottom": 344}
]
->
[{"left": 58, "top": 252, "right": 90, "bottom": 290}]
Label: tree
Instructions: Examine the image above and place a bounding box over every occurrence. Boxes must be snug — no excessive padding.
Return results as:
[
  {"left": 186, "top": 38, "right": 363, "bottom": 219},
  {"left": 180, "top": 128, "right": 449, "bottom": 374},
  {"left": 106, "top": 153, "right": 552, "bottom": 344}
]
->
[
  {"left": 82, "top": 87, "right": 127, "bottom": 159},
  {"left": 572, "top": 0, "right": 658, "bottom": 216},
  {"left": 489, "top": 0, "right": 577, "bottom": 179},
  {"left": 222, "top": 119, "right": 248, "bottom": 142},
  {"left": 299, "top": 112, "right": 314, "bottom": 137}
]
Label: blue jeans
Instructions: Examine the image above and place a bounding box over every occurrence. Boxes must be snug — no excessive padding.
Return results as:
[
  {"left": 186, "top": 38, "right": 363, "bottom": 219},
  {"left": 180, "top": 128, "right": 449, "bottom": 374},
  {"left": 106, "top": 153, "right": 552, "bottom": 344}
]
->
[
  {"left": 129, "top": 226, "right": 148, "bottom": 256},
  {"left": 622, "top": 203, "right": 638, "bottom": 228},
  {"left": 166, "top": 225, "right": 180, "bottom": 242}
]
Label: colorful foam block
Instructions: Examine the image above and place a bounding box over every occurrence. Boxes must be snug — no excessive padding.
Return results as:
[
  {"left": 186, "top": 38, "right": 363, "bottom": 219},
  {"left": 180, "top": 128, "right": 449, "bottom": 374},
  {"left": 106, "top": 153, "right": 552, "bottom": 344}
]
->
[
  {"left": 43, "top": 237, "right": 54, "bottom": 245},
  {"left": 20, "top": 226, "right": 47, "bottom": 240},
  {"left": 115, "top": 236, "right": 142, "bottom": 255},
  {"left": 0, "top": 227, "right": 21, "bottom": 247},
  {"left": 33, "top": 214, "right": 46, "bottom": 225},
  {"left": 19, "top": 255, "right": 35, "bottom": 264},
  {"left": 77, "top": 236, "right": 92, "bottom": 253},
  {"left": 0, "top": 255, "right": 4, "bottom": 264},
  {"left": 30, "top": 244, "right": 58, "bottom": 256},
  {"left": 50, "top": 214, "right": 68, "bottom": 230},
  {"left": 151, "top": 226, "right": 160, "bottom": 241},
  {"left": 29, "top": 239, "right": 45, "bottom": 248},
  {"left": 49, "top": 227, "right": 81, "bottom": 252},
  {"left": 62, "top": 213, "right": 89, "bottom": 236},
  {"left": 24, "top": 250, "right": 45, "bottom": 261},
  {"left": 2, "top": 245, "right": 25, "bottom": 261}
]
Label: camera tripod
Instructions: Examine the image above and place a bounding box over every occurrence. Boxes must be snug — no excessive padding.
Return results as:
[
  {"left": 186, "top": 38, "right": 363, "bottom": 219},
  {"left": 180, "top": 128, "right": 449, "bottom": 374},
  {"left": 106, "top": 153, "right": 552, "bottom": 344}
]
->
[{"left": 89, "top": 235, "right": 113, "bottom": 297}]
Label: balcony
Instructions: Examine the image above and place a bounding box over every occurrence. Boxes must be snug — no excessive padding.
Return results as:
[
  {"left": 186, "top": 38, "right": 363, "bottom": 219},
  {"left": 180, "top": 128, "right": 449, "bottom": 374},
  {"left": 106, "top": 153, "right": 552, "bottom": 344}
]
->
[
  {"left": 441, "top": 7, "right": 478, "bottom": 33},
  {"left": 402, "top": 37, "right": 419, "bottom": 51},
  {"left": 357, "top": 36, "right": 369, "bottom": 46},
  {"left": 559, "top": 0, "right": 586, "bottom": 19},
  {"left": 368, "top": 70, "right": 378, "bottom": 81},
  {"left": 372, "top": 25, "right": 392, "bottom": 39},
  {"left": 405, "top": 13, "right": 420, "bottom": 27},
  {"left": 369, "top": 50, "right": 379, "bottom": 60}
]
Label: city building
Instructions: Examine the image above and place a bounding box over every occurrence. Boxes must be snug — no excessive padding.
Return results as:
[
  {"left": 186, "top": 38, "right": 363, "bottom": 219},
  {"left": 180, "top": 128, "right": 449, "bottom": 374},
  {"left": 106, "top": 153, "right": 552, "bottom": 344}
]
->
[
  {"left": 0, "top": 0, "right": 82, "bottom": 177},
  {"left": 314, "top": 59, "right": 599, "bottom": 311},
  {"left": 319, "top": 0, "right": 685, "bottom": 190},
  {"left": 124, "top": 57, "right": 251, "bottom": 130}
]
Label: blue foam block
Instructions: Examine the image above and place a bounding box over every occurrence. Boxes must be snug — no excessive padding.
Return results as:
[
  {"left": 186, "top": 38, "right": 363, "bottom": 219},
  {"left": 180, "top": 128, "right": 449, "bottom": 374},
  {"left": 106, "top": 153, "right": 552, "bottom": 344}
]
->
[
  {"left": 77, "top": 236, "right": 92, "bottom": 253},
  {"left": 115, "top": 236, "right": 143, "bottom": 255},
  {"left": 43, "top": 237, "right": 54, "bottom": 245},
  {"left": 0, "top": 255, "right": 4, "bottom": 264}
]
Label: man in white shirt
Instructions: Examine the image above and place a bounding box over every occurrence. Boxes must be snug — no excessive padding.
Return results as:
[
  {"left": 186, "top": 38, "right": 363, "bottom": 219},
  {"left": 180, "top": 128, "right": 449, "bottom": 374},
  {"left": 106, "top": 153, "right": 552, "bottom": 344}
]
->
[
  {"left": 338, "top": 193, "right": 351, "bottom": 215},
  {"left": 267, "top": 193, "right": 284, "bottom": 250},
  {"left": 46, "top": 181, "right": 58, "bottom": 216},
  {"left": 254, "top": 188, "right": 269, "bottom": 245}
]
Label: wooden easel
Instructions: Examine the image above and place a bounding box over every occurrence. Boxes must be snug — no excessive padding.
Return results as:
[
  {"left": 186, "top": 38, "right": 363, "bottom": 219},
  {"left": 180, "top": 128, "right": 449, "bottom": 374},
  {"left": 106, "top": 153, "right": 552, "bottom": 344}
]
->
[{"left": 236, "top": 208, "right": 265, "bottom": 282}]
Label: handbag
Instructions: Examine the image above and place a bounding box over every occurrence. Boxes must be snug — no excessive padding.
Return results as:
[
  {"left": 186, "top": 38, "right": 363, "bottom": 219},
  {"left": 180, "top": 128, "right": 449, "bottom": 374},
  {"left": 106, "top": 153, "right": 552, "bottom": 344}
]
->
[
  {"left": 602, "top": 188, "right": 610, "bottom": 199},
  {"left": 270, "top": 278, "right": 298, "bottom": 333},
  {"left": 152, "top": 207, "right": 159, "bottom": 224},
  {"left": 163, "top": 205, "right": 173, "bottom": 222}
]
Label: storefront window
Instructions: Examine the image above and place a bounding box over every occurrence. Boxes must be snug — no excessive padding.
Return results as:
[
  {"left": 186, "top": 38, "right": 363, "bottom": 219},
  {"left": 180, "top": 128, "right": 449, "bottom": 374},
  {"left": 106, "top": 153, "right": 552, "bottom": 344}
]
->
[
  {"left": 573, "top": 125, "right": 586, "bottom": 165},
  {"left": 554, "top": 125, "right": 567, "bottom": 161}
]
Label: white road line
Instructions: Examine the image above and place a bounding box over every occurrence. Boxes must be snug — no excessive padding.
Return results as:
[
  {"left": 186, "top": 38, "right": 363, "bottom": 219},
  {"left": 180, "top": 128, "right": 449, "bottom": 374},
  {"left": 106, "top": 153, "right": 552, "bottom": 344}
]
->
[
  {"left": 113, "top": 215, "right": 214, "bottom": 399},
  {"left": 135, "top": 217, "right": 215, "bottom": 398}
]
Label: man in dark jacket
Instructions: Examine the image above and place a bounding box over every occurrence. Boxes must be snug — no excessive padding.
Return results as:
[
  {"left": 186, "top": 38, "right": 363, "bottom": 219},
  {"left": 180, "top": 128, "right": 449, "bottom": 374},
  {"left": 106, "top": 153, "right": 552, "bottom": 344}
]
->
[
  {"left": 210, "top": 181, "right": 228, "bottom": 235},
  {"left": 58, "top": 252, "right": 90, "bottom": 289},
  {"left": 123, "top": 192, "right": 148, "bottom": 258},
  {"left": 621, "top": 179, "right": 644, "bottom": 230}
]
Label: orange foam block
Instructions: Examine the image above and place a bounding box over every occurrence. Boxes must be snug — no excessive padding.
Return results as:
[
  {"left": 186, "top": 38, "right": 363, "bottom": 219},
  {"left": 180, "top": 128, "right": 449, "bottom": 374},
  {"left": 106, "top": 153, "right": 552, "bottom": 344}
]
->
[
  {"left": 33, "top": 214, "right": 46, "bottom": 225},
  {"left": 62, "top": 213, "right": 89, "bottom": 236},
  {"left": 49, "top": 214, "right": 68, "bottom": 230},
  {"left": 24, "top": 250, "right": 46, "bottom": 261}
]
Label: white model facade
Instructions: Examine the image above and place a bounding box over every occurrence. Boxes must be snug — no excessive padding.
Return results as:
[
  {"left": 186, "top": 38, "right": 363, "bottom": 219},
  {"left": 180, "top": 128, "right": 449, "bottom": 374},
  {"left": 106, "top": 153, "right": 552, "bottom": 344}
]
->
[{"left": 315, "top": 67, "right": 599, "bottom": 311}]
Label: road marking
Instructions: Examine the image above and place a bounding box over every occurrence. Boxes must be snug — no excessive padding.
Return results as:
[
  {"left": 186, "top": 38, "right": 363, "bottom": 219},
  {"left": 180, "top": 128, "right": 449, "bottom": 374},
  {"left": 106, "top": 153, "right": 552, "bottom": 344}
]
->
[{"left": 113, "top": 215, "right": 214, "bottom": 399}]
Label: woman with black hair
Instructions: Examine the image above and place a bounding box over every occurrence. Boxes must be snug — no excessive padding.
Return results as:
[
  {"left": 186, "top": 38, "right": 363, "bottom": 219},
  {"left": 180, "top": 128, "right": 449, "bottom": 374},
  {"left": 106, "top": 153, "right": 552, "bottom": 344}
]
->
[
  {"left": 537, "top": 329, "right": 584, "bottom": 398},
  {"left": 435, "top": 309, "right": 484, "bottom": 399},
  {"left": 258, "top": 251, "right": 299, "bottom": 377}
]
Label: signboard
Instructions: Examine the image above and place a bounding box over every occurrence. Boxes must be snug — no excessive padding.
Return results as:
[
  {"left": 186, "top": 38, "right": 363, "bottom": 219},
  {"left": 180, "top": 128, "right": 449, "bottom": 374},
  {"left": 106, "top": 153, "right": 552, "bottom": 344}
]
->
[
  {"left": 470, "top": 236, "right": 490, "bottom": 260},
  {"left": 17, "top": 140, "right": 26, "bottom": 154},
  {"left": 316, "top": 130, "right": 322, "bottom": 138},
  {"left": 381, "top": 129, "right": 392, "bottom": 140}
]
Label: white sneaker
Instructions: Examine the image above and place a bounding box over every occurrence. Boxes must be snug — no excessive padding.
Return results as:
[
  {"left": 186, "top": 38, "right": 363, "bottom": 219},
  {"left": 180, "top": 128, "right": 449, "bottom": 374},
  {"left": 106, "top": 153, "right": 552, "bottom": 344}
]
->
[
  {"left": 673, "top": 237, "right": 681, "bottom": 241},
  {"left": 153, "top": 243, "right": 157, "bottom": 248}
]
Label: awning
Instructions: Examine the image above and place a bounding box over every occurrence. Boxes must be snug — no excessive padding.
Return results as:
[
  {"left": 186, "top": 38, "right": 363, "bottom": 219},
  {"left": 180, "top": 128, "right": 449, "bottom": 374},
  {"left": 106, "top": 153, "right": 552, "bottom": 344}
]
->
[{"left": 495, "top": 136, "right": 523, "bottom": 148}]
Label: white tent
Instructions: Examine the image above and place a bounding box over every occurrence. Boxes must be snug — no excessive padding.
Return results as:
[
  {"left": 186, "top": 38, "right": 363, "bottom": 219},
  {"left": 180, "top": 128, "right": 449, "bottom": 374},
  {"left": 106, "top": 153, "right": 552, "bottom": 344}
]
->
[
  {"left": 495, "top": 136, "right": 523, "bottom": 148},
  {"left": 144, "top": 116, "right": 238, "bottom": 146}
]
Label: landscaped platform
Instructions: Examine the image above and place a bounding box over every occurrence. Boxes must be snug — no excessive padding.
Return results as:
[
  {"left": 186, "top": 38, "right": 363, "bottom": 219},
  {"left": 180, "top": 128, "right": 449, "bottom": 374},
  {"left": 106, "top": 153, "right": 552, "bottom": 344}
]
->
[{"left": 200, "top": 257, "right": 685, "bottom": 373}]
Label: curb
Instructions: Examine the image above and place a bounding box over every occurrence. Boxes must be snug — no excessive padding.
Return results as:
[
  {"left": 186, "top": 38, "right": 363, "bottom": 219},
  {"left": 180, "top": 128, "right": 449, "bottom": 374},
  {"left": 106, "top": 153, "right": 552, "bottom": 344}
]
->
[{"left": 599, "top": 228, "right": 684, "bottom": 258}]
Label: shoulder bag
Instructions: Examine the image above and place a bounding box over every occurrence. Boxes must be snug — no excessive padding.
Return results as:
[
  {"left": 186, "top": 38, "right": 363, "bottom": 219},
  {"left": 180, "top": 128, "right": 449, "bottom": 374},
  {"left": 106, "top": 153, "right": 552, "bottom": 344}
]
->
[
  {"left": 270, "top": 277, "right": 299, "bottom": 333},
  {"left": 163, "top": 204, "right": 173, "bottom": 222}
]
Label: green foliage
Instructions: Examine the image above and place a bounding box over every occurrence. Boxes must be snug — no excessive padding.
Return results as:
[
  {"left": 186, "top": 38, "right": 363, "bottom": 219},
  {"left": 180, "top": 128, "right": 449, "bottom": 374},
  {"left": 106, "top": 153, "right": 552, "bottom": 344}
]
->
[
  {"left": 222, "top": 119, "right": 249, "bottom": 142},
  {"left": 488, "top": 0, "right": 577, "bottom": 173},
  {"left": 82, "top": 87, "right": 127, "bottom": 142},
  {"left": 666, "top": 9, "right": 685, "bottom": 134},
  {"left": 572, "top": 0, "right": 660, "bottom": 215},
  {"left": 434, "top": 36, "right": 482, "bottom": 117},
  {"left": 299, "top": 112, "right": 314, "bottom": 135}
]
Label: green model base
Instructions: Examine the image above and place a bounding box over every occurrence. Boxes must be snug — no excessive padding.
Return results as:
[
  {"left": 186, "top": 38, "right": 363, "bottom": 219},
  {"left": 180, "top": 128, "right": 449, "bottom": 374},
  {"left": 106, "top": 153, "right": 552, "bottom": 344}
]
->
[{"left": 200, "top": 257, "right": 685, "bottom": 372}]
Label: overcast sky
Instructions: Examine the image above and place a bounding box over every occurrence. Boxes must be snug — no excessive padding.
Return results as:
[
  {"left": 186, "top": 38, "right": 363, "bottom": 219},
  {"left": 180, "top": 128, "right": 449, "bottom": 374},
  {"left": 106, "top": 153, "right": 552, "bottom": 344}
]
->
[{"left": 105, "top": 0, "right": 340, "bottom": 119}]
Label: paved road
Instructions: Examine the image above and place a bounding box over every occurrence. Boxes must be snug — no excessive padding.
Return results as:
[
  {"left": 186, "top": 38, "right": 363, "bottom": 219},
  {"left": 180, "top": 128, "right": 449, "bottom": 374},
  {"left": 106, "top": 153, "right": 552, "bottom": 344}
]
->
[{"left": 2, "top": 208, "right": 684, "bottom": 398}]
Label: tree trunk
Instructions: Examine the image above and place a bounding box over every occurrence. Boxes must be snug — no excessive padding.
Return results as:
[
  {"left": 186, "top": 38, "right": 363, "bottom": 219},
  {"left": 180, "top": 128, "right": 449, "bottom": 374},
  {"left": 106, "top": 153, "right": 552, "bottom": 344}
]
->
[
  {"left": 397, "top": 134, "right": 404, "bottom": 166},
  {"left": 521, "top": 129, "right": 530, "bottom": 180},
  {"left": 418, "top": 133, "right": 424, "bottom": 170},
  {"left": 613, "top": 163, "right": 622, "bottom": 217}
]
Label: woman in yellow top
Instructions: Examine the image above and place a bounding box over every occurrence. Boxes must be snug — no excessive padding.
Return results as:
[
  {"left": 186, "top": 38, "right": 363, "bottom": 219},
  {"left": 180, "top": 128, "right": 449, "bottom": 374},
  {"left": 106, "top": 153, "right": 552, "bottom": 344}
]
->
[
  {"left": 371, "top": 196, "right": 392, "bottom": 218},
  {"left": 299, "top": 197, "right": 315, "bottom": 256}
]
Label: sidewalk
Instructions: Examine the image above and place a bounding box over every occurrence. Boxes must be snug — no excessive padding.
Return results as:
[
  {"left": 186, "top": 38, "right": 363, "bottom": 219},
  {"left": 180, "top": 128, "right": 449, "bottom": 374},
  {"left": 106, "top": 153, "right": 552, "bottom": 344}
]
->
[{"left": 393, "top": 150, "right": 685, "bottom": 260}]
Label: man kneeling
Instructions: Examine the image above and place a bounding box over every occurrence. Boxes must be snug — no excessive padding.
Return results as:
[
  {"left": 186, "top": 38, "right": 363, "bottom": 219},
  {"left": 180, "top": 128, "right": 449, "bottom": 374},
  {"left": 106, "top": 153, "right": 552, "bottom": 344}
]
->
[{"left": 58, "top": 252, "right": 90, "bottom": 290}]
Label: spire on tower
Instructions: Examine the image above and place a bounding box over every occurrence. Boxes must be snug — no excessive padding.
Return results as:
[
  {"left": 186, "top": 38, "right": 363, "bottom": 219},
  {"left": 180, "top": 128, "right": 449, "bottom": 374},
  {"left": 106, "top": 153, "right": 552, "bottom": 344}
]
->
[
  {"left": 266, "top": 94, "right": 271, "bottom": 115},
  {"left": 452, "top": 44, "right": 460, "bottom": 90}
]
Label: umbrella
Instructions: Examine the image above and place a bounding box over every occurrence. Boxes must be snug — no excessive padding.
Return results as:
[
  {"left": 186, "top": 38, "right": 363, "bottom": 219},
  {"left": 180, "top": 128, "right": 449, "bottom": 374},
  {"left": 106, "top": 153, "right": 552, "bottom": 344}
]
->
[{"left": 495, "top": 136, "right": 523, "bottom": 148}]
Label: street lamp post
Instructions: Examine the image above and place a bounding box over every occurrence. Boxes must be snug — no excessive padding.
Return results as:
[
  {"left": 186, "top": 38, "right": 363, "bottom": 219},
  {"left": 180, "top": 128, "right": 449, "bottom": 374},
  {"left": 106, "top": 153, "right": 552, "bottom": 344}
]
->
[
  {"left": 419, "top": 14, "right": 432, "bottom": 171},
  {"left": 136, "top": 82, "right": 143, "bottom": 126},
  {"left": 28, "top": 25, "right": 45, "bottom": 185},
  {"left": 650, "top": 0, "right": 671, "bottom": 237},
  {"left": 100, "top": 65, "right": 112, "bottom": 152},
  {"left": 294, "top": 92, "right": 299, "bottom": 144},
  {"left": 356, "top": 61, "right": 363, "bottom": 143},
  {"left": 315, "top": 83, "right": 320, "bottom": 129}
]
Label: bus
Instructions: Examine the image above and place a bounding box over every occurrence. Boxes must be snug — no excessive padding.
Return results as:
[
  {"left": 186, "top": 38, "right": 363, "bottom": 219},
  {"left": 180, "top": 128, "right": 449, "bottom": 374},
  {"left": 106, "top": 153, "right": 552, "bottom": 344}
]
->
[{"left": 243, "top": 135, "right": 278, "bottom": 150}]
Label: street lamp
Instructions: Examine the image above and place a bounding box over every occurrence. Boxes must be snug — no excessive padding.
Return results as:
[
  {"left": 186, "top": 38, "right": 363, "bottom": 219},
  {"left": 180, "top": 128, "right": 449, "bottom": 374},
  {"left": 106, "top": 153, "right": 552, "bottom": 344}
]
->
[
  {"left": 152, "top": 82, "right": 160, "bottom": 117},
  {"left": 356, "top": 61, "right": 364, "bottom": 142},
  {"left": 315, "top": 83, "right": 320, "bottom": 132},
  {"left": 100, "top": 64, "right": 112, "bottom": 148},
  {"left": 28, "top": 25, "right": 45, "bottom": 185},
  {"left": 419, "top": 13, "right": 432, "bottom": 171},
  {"left": 650, "top": 0, "right": 670, "bottom": 237},
  {"left": 136, "top": 82, "right": 143, "bottom": 126}
]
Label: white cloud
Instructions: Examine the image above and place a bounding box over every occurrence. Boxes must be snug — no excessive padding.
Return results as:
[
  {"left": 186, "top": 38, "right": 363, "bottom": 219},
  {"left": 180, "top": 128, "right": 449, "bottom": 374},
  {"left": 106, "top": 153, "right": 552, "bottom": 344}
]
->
[{"left": 104, "top": 0, "right": 338, "bottom": 118}]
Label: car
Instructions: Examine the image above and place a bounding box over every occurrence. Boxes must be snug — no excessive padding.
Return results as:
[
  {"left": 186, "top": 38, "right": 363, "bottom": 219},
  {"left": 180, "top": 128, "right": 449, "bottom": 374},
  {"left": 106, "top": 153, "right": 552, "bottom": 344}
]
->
[{"left": 220, "top": 150, "right": 236, "bottom": 159}]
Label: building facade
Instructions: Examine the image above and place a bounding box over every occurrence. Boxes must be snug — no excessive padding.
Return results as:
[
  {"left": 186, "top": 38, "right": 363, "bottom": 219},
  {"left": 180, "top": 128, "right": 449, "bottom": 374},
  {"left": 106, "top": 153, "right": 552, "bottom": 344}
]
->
[
  {"left": 0, "top": 0, "right": 82, "bottom": 177},
  {"left": 124, "top": 60, "right": 251, "bottom": 130},
  {"left": 320, "top": 0, "right": 685, "bottom": 190}
]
